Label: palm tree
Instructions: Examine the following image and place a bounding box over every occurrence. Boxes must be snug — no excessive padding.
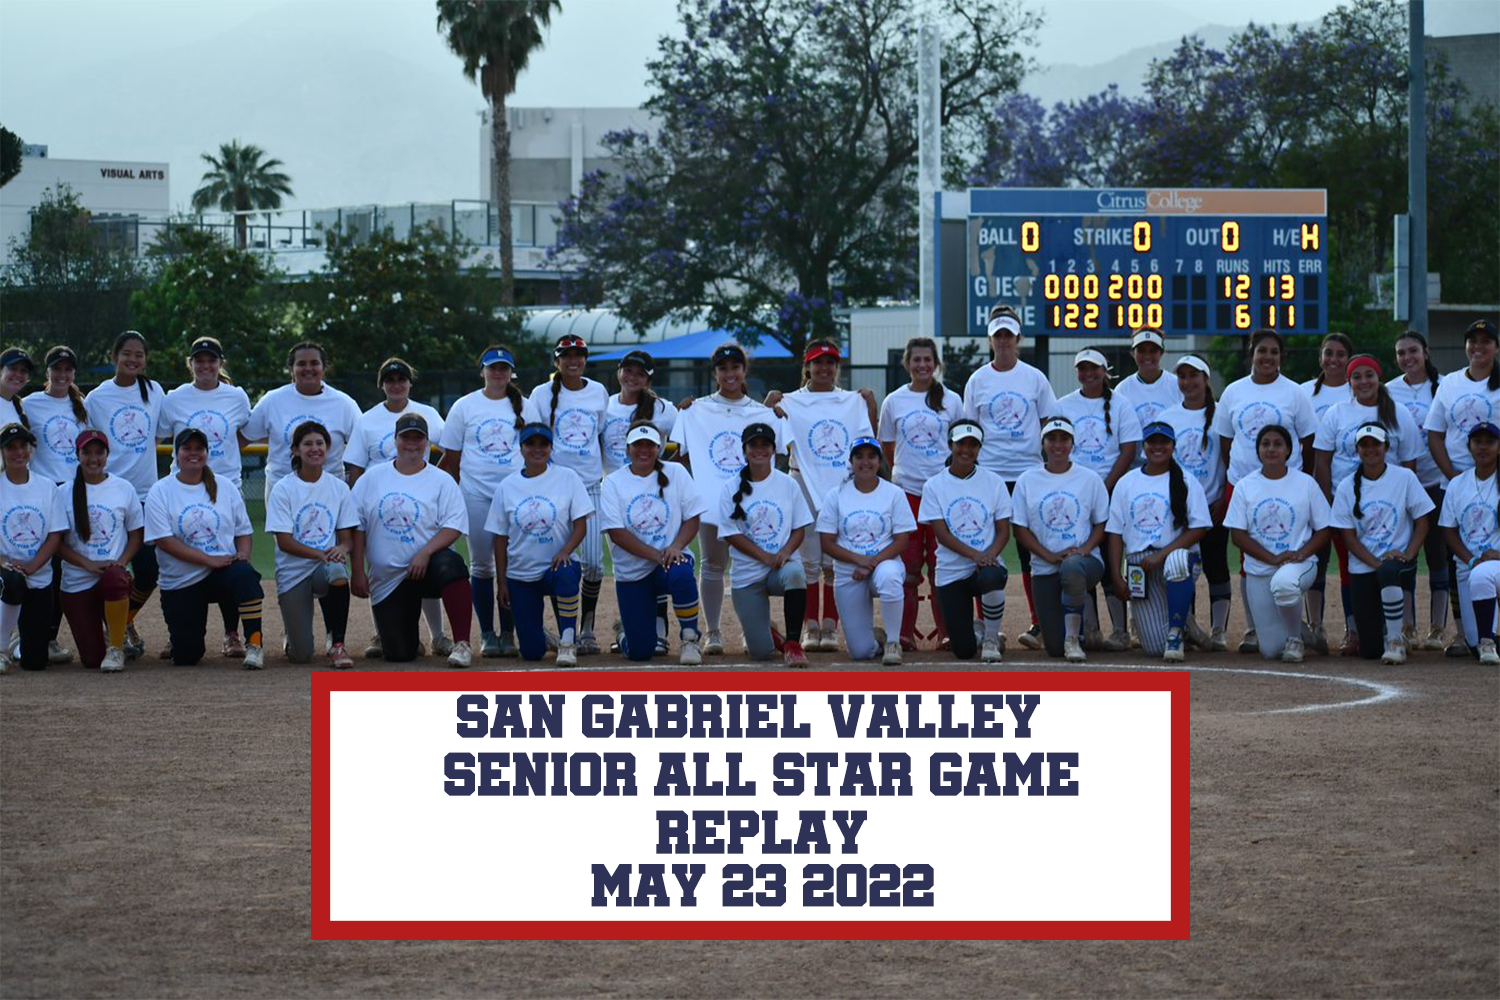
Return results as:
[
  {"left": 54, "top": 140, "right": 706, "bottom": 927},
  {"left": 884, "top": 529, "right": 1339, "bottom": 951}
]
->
[
  {"left": 190, "top": 141, "right": 294, "bottom": 249},
  {"left": 437, "top": 0, "right": 560, "bottom": 306}
]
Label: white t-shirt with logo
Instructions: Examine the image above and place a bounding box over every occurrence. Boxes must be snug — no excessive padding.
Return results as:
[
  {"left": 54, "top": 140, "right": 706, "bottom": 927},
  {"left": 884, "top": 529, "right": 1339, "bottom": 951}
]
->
[
  {"left": 528, "top": 378, "right": 609, "bottom": 487},
  {"left": 1106, "top": 466, "right": 1212, "bottom": 558},
  {"left": 349, "top": 461, "right": 468, "bottom": 606},
  {"left": 143, "top": 475, "right": 254, "bottom": 591},
  {"left": 1330, "top": 464, "right": 1434, "bottom": 574},
  {"left": 244, "top": 382, "right": 362, "bottom": 496},
  {"left": 962, "top": 360, "right": 1058, "bottom": 481},
  {"left": 1053, "top": 389, "right": 1144, "bottom": 482},
  {"left": 1115, "top": 371, "right": 1183, "bottom": 466},
  {"left": 346, "top": 399, "right": 445, "bottom": 472},
  {"left": 57, "top": 473, "right": 144, "bottom": 593},
  {"left": 815, "top": 478, "right": 918, "bottom": 585},
  {"left": 1387, "top": 374, "right": 1443, "bottom": 487},
  {"left": 669, "top": 394, "right": 785, "bottom": 527},
  {"left": 84, "top": 378, "right": 165, "bottom": 500},
  {"left": 782, "top": 387, "right": 874, "bottom": 512},
  {"left": 1424, "top": 369, "right": 1500, "bottom": 480},
  {"left": 603, "top": 394, "right": 677, "bottom": 476},
  {"left": 1313, "top": 399, "right": 1423, "bottom": 485},
  {"left": 1223, "top": 469, "right": 1331, "bottom": 576},
  {"left": 1009, "top": 464, "right": 1109, "bottom": 576},
  {"left": 716, "top": 469, "right": 815, "bottom": 588},
  {"left": 1440, "top": 468, "right": 1500, "bottom": 559},
  {"left": 599, "top": 461, "right": 707, "bottom": 583},
  {"left": 21, "top": 392, "right": 86, "bottom": 483},
  {"left": 438, "top": 389, "right": 539, "bottom": 500},
  {"left": 1213, "top": 374, "right": 1318, "bottom": 486},
  {"left": 0, "top": 471, "right": 68, "bottom": 588},
  {"left": 917, "top": 467, "right": 1013, "bottom": 586},
  {"left": 878, "top": 384, "right": 964, "bottom": 495},
  {"left": 265, "top": 471, "right": 360, "bottom": 593},
  {"left": 1154, "top": 404, "right": 1224, "bottom": 505},
  {"left": 160, "top": 381, "right": 253, "bottom": 485},
  {"left": 1301, "top": 378, "right": 1352, "bottom": 426},
  {"left": 486, "top": 464, "right": 595, "bottom": 583}
]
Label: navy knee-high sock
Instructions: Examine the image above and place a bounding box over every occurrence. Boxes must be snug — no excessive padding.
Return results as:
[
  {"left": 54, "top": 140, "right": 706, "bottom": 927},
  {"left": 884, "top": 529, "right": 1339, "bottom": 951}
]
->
[{"left": 471, "top": 576, "right": 495, "bottom": 635}]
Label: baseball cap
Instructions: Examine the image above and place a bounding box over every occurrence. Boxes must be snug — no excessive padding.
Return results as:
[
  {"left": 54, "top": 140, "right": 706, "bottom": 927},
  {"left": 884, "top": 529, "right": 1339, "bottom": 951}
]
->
[
  {"left": 1040, "top": 416, "right": 1075, "bottom": 438},
  {"left": 987, "top": 315, "right": 1021, "bottom": 337},
  {"left": 394, "top": 413, "right": 429, "bottom": 438},
  {"left": 1131, "top": 329, "right": 1166, "bottom": 350},
  {"left": 1355, "top": 423, "right": 1389, "bottom": 444},
  {"left": 1175, "top": 355, "right": 1211, "bottom": 376},
  {"left": 480, "top": 347, "right": 516, "bottom": 369},
  {"left": 518, "top": 422, "right": 552, "bottom": 445},
  {"left": 948, "top": 422, "right": 984, "bottom": 444},
  {"left": 804, "top": 342, "right": 841, "bottom": 363},
  {"left": 45, "top": 346, "right": 80, "bottom": 369},
  {"left": 1142, "top": 421, "right": 1176, "bottom": 442},
  {"left": 188, "top": 338, "right": 224, "bottom": 359},
  {"left": 848, "top": 435, "right": 881, "bottom": 457},
  {"left": 75, "top": 428, "right": 109, "bottom": 451},
  {"left": 554, "top": 335, "right": 589, "bottom": 357},
  {"left": 1074, "top": 348, "right": 1108, "bottom": 368},
  {"left": 1465, "top": 319, "right": 1498, "bottom": 344},
  {"left": 0, "top": 422, "right": 36, "bottom": 447},
  {"left": 741, "top": 421, "right": 777, "bottom": 446},
  {"left": 1468, "top": 421, "right": 1500, "bottom": 439},
  {"left": 711, "top": 344, "right": 747, "bottom": 368},
  {"left": 173, "top": 427, "right": 208, "bottom": 450},
  {"left": 380, "top": 359, "right": 413, "bottom": 381},
  {"left": 0, "top": 347, "right": 35, "bottom": 372},
  {"left": 626, "top": 424, "right": 663, "bottom": 447},
  {"left": 619, "top": 350, "right": 655, "bottom": 376}
]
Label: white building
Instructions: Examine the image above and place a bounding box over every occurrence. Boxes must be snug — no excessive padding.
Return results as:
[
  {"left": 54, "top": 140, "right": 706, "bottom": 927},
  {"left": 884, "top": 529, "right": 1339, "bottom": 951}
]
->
[
  {"left": 482, "top": 107, "right": 653, "bottom": 213},
  {"left": 1, "top": 148, "right": 170, "bottom": 263}
]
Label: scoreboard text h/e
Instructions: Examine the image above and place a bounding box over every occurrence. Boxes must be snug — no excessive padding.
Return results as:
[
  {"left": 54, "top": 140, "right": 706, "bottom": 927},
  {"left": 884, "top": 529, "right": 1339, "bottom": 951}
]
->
[{"left": 965, "top": 188, "right": 1329, "bottom": 337}]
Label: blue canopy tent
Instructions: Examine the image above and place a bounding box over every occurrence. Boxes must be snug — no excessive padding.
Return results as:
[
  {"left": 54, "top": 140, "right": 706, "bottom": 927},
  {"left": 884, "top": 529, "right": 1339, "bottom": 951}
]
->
[{"left": 592, "top": 329, "right": 791, "bottom": 361}]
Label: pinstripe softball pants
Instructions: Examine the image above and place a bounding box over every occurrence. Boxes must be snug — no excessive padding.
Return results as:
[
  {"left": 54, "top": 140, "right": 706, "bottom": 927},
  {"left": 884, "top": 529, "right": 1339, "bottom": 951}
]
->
[{"left": 1127, "top": 549, "right": 1200, "bottom": 657}]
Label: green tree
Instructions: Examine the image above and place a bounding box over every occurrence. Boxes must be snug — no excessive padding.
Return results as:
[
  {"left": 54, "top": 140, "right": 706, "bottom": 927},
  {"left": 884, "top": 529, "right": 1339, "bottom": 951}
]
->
[
  {"left": 1, "top": 125, "right": 22, "bottom": 188},
  {"left": 190, "top": 141, "right": 294, "bottom": 249},
  {"left": 437, "top": 0, "right": 562, "bottom": 306},
  {"left": 555, "top": 0, "right": 1040, "bottom": 356}
]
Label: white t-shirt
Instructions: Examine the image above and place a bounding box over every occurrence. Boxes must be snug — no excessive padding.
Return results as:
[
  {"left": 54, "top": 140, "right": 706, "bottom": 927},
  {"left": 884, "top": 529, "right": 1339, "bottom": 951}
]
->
[
  {"left": 917, "top": 467, "right": 1013, "bottom": 586},
  {"left": 143, "top": 475, "right": 254, "bottom": 591},
  {"left": 350, "top": 461, "right": 468, "bottom": 606},
  {"left": 782, "top": 387, "right": 874, "bottom": 511},
  {"left": 1301, "top": 378, "right": 1352, "bottom": 425},
  {"left": 1115, "top": 371, "right": 1183, "bottom": 464},
  {"left": 1009, "top": 464, "right": 1110, "bottom": 576},
  {"left": 0, "top": 471, "right": 68, "bottom": 588},
  {"left": 962, "top": 360, "right": 1058, "bottom": 480},
  {"left": 669, "top": 394, "right": 785, "bottom": 527},
  {"left": 1106, "top": 466, "right": 1212, "bottom": 557},
  {"left": 346, "top": 399, "right": 445, "bottom": 471},
  {"left": 265, "top": 470, "right": 360, "bottom": 593},
  {"left": 1213, "top": 374, "right": 1318, "bottom": 486},
  {"left": 84, "top": 378, "right": 165, "bottom": 500},
  {"left": 599, "top": 461, "right": 707, "bottom": 583},
  {"left": 1223, "top": 469, "right": 1331, "bottom": 576},
  {"left": 603, "top": 393, "right": 677, "bottom": 475},
  {"left": 1053, "top": 389, "right": 1144, "bottom": 482},
  {"left": 160, "top": 381, "right": 253, "bottom": 485},
  {"left": 528, "top": 378, "right": 610, "bottom": 486},
  {"left": 1424, "top": 369, "right": 1500, "bottom": 480},
  {"left": 1330, "top": 464, "right": 1434, "bottom": 573},
  {"left": 486, "top": 464, "right": 595, "bottom": 583},
  {"left": 878, "top": 384, "right": 964, "bottom": 495},
  {"left": 716, "top": 469, "right": 815, "bottom": 588},
  {"left": 437, "top": 389, "right": 539, "bottom": 499},
  {"left": 58, "top": 473, "right": 144, "bottom": 593},
  {"left": 21, "top": 392, "right": 86, "bottom": 483},
  {"left": 1155, "top": 404, "right": 1225, "bottom": 505},
  {"left": 244, "top": 383, "right": 362, "bottom": 494},
  {"left": 1313, "top": 399, "right": 1423, "bottom": 484},
  {"left": 1387, "top": 374, "right": 1443, "bottom": 487},
  {"left": 1439, "top": 468, "right": 1500, "bottom": 559},
  {"left": 815, "top": 478, "right": 918, "bottom": 585}
]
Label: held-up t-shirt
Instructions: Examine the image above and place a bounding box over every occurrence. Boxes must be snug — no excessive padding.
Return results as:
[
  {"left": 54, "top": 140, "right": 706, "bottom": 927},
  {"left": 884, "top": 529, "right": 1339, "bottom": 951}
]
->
[
  {"left": 1387, "top": 374, "right": 1443, "bottom": 487},
  {"left": 1223, "top": 469, "right": 1331, "bottom": 576},
  {"left": 1105, "top": 466, "right": 1211, "bottom": 557},
  {"left": 877, "top": 385, "right": 964, "bottom": 495},
  {"left": 669, "top": 395, "right": 785, "bottom": 527},
  {"left": 1009, "top": 464, "right": 1109, "bottom": 577},
  {"left": 1424, "top": 370, "right": 1500, "bottom": 480},
  {"left": 244, "top": 382, "right": 362, "bottom": 496},
  {"left": 84, "top": 378, "right": 165, "bottom": 500},
  {"left": 1154, "top": 404, "right": 1225, "bottom": 505},
  {"left": 21, "top": 392, "right": 86, "bottom": 483},
  {"left": 350, "top": 462, "right": 468, "bottom": 606},
  {"left": 0, "top": 472, "right": 68, "bottom": 588},
  {"left": 962, "top": 360, "right": 1058, "bottom": 480},
  {"left": 265, "top": 471, "right": 359, "bottom": 593},
  {"left": 1213, "top": 374, "right": 1318, "bottom": 486},
  {"left": 917, "top": 467, "right": 1013, "bottom": 587},
  {"left": 58, "top": 474, "right": 144, "bottom": 593},
  {"left": 603, "top": 394, "right": 677, "bottom": 476},
  {"left": 486, "top": 464, "right": 595, "bottom": 583},
  {"left": 346, "top": 399, "right": 445, "bottom": 471},
  {"left": 1053, "top": 389, "right": 1144, "bottom": 481},
  {"left": 716, "top": 469, "right": 814, "bottom": 588},
  {"left": 160, "top": 381, "right": 253, "bottom": 485},
  {"left": 1439, "top": 469, "right": 1500, "bottom": 559},
  {"left": 144, "top": 475, "right": 254, "bottom": 591},
  {"left": 1330, "top": 464, "right": 1434, "bottom": 573},
  {"left": 599, "top": 461, "right": 707, "bottom": 583},
  {"left": 438, "top": 389, "right": 539, "bottom": 499},
  {"left": 781, "top": 388, "right": 874, "bottom": 512},
  {"left": 815, "top": 478, "right": 917, "bottom": 585},
  {"left": 1313, "top": 400, "right": 1423, "bottom": 484},
  {"left": 528, "top": 378, "right": 610, "bottom": 487}
]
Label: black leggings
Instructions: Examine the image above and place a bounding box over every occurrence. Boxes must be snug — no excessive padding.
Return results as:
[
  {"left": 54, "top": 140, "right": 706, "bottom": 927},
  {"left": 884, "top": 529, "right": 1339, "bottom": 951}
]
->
[
  {"left": 371, "top": 549, "right": 469, "bottom": 662},
  {"left": 1200, "top": 522, "right": 1231, "bottom": 586},
  {"left": 158, "top": 562, "right": 263, "bottom": 666},
  {"left": 1349, "top": 561, "right": 1408, "bottom": 660},
  {"left": 934, "top": 566, "right": 1009, "bottom": 661},
  {"left": 2, "top": 569, "right": 54, "bottom": 670}
]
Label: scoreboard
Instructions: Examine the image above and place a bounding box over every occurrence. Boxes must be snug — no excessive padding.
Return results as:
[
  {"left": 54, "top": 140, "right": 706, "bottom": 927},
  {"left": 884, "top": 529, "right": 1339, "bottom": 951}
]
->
[{"left": 964, "top": 188, "right": 1328, "bottom": 337}]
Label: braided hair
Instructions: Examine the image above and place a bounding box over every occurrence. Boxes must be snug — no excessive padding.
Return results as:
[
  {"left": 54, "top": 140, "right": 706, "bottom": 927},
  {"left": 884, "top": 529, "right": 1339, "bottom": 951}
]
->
[
  {"left": 111, "top": 332, "right": 156, "bottom": 405},
  {"left": 902, "top": 337, "right": 948, "bottom": 413},
  {"left": 730, "top": 464, "right": 754, "bottom": 522},
  {"left": 1168, "top": 458, "right": 1189, "bottom": 530},
  {"left": 1312, "top": 333, "right": 1354, "bottom": 395},
  {"left": 627, "top": 418, "right": 670, "bottom": 498}
]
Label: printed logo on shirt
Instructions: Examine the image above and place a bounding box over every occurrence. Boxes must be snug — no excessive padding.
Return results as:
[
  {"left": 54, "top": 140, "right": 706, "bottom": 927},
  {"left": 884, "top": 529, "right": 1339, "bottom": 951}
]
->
[
  {"left": 1070, "top": 414, "right": 1109, "bottom": 466},
  {"left": 1250, "top": 497, "right": 1297, "bottom": 549},
  {"left": 109, "top": 405, "right": 152, "bottom": 453},
  {"left": 554, "top": 408, "right": 598, "bottom": 455},
  {"left": 897, "top": 409, "right": 944, "bottom": 456},
  {"left": 176, "top": 503, "right": 224, "bottom": 553},
  {"left": 806, "top": 419, "right": 851, "bottom": 465},
  {"left": 1400, "top": 400, "right": 1429, "bottom": 424},
  {"left": 1235, "top": 401, "right": 1283, "bottom": 442},
  {"left": 374, "top": 431, "right": 398, "bottom": 462},
  {"left": 625, "top": 493, "right": 672, "bottom": 545},
  {"left": 1458, "top": 501, "right": 1498, "bottom": 553},
  {"left": 980, "top": 391, "right": 1030, "bottom": 438},
  {"left": 280, "top": 413, "right": 322, "bottom": 448},
  {"left": 293, "top": 502, "right": 336, "bottom": 549},
  {"left": 1129, "top": 492, "right": 1170, "bottom": 543},
  {"left": 375, "top": 492, "right": 422, "bottom": 544},
  {"left": 1449, "top": 393, "right": 1494, "bottom": 434},
  {"left": 1037, "top": 491, "right": 1082, "bottom": 541},
  {"left": 515, "top": 495, "right": 559, "bottom": 544},
  {"left": 602, "top": 415, "right": 630, "bottom": 466},
  {"left": 40, "top": 414, "right": 81, "bottom": 463},
  {"left": 474, "top": 418, "right": 519, "bottom": 466},
  {"left": 943, "top": 496, "right": 991, "bottom": 547},
  {"left": 741, "top": 499, "right": 786, "bottom": 552},
  {"left": 840, "top": 508, "right": 891, "bottom": 555},
  {"left": 1356, "top": 499, "right": 1399, "bottom": 550},
  {"left": 1134, "top": 401, "right": 1166, "bottom": 427},
  {"left": 709, "top": 431, "right": 747, "bottom": 474},
  {"left": 0, "top": 504, "right": 46, "bottom": 558},
  {"left": 1173, "top": 426, "right": 1212, "bottom": 478},
  {"left": 84, "top": 504, "right": 121, "bottom": 557},
  {"left": 186, "top": 409, "right": 231, "bottom": 456}
]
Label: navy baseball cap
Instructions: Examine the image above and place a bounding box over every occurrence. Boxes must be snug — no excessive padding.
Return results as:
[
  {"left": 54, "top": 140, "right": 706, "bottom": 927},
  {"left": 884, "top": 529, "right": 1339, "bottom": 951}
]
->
[
  {"left": 1142, "top": 421, "right": 1176, "bottom": 442},
  {"left": 518, "top": 422, "right": 552, "bottom": 445},
  {"left": 711, "top": 344, "right": 747, "bottom": 368},
  {"left": 741, "top": 422, "right": 777, "bottom": 446},
  {"left": 620, "top": 350, "right": 655, "bottom": 376},
  {"left": 0, "top": 347, "right": 35, "bottom": 372},
  {"left": 45, "top": 346, "right": 80, "bottom": 369},
  {"left": 480, "top": 347, "right": 516, "bottom": 369},
  {"left": 1469, "top": 421, "right": 1500, "bottom": 439},
  {"left": 173, "top": 427, "right": 209, "bottom": 450},
  {"left": 1465, "top": 319, "right": 1498, "bottom": 344},
  {"left": 189, "top": 338, "right": 224, "bottom": 359},
  {"left": 0, "top": 422, "right": 36, "bottom": 447},
  {"left": 380, "top": 359, "right": 413, "bottom": 381}
]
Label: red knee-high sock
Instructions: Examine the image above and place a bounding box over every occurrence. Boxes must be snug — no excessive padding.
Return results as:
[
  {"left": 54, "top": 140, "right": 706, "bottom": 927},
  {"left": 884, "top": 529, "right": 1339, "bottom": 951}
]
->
[
  {"left": 901, "top": 579, "right": 920, "bottom": 640},
  {"left": 823, "top": 581, "right": 838, "bottom": 625},
  {"left": 441, "top": 579, "right": 473, "bottom": 644},
  {"left": 1022, "top": 572, "right": 1037, "bottom": 625},
  {"left": 804, "top": 579, "right": 820, "bottom": 625}
]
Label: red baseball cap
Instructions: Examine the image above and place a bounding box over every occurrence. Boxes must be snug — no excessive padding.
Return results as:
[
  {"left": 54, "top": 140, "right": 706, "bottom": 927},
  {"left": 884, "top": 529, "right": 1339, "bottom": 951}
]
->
[{"left": 75, "top": 428, "right": 109, "bottom": 451}]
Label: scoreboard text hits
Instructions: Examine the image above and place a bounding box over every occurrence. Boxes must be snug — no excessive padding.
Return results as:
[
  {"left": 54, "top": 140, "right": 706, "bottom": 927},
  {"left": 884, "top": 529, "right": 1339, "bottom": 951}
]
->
[{"left": 964, "top": 188, "right": 1329, "bottom": 337}]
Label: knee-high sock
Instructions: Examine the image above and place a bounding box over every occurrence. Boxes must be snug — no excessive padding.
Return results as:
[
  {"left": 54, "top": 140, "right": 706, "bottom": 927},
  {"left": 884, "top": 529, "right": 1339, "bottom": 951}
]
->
[
  {"left": 470, "top": 577, "right": 494, "bottom": 636},
  {"left": 656, "top": 593, "right": 669, "bottom": 640},
  {"left": 980, "top": 589, "right": 1005, "bottom": 640},
  {"left": 1382, "top": 583, "right": 1405, "bottom": 642},
  {"left": 1306, "top": 573, "right": 1326, "bottom": 629},
  {"left": 784, "top": 588, "right": 806, "bottom": 644},
  {"left": 239, "top": 596, "right": 263, "bottom": 648},
  {"left": 1105, "top": 592, "right": 1127, "bottom": 633},
  {"left": 0, "top": 602, "right": 20, "bottom": 648},
  {"left": 879, "top": 594, "right": 904, "bottom": 642},
  {"left": 1062, "top": 592, "right": 1084, "bottom": 640},
  {"left": 441, "top": 578, "right": 473, "bottom": 642},
  {"left": 581, "top": 575, "right": 601, "bottom": 635},
  {"left": 1210, "top": 581, "right": 1231, "bottom": 632},
  {"left": 699, "top": 573, "right": 723, "bottom": 633},
  {"left": 1021, "top": 572, "right": 1037, "bottom": 625},
  {"left": 1167, "top": 579, "right": 1194, "bottom": 632},
  {"left": 104, "top": 597, "right": 129, "bottom": 649},
  {"left": 1341, "top": 582, "right": 1355, "bottom": 634},
  {"left": 127, "top": 584, "right": 151, "bottom": 623},
  {"left": 1279, "top": 599, "right": 1303, "bottom": 642},
  {"left": 1432, "top": 576, "right": 1451, "bottom": 629},
  {"left": 423, "top": 597, "right": 447, "bottom": 640},
  {"left": 929, "top": 557, "right": 948, "bottom": 639},
  {"left": 1240, "top": 575, "right": 1256, "bottom": 630},
  {"left": 318, "top": 586, "right": 350, "bottom": 644},
  {"left": 821, "top": 578, "right": 838, "bottom": 631},
  {"left": 1474, "top": 598, "right": 1497, "bottom": 642},
  {"left": 556, "top": 590, "right": 579, "bottom": 646},
  {"left": 803, "top": 580, "right": 820, "bottom": 626},
  {"left": 901, "top": 574, "right": 921, "bottom": 640}
]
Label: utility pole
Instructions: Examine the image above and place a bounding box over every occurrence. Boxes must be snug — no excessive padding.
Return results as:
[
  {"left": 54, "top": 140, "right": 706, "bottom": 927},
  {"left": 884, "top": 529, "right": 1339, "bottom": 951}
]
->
[
  {"left": 1409, "top": 1, "right": 1428, "bottom": 334},
  {"left": 917, "top": 24, "right": 941, "bottom": 343}
]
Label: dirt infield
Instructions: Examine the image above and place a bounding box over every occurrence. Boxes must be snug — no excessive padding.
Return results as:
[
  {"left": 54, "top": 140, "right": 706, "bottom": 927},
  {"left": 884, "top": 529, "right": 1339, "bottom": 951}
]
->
[{"left": 2, "top": 577, "right": 1497, "bottom": 998}]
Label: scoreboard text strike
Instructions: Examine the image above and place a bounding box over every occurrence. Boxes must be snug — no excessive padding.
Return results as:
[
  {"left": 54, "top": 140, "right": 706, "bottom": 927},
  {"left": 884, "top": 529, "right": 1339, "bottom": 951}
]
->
[{"left": 965, "top": 188, "right": 1328, "bottom": 337}]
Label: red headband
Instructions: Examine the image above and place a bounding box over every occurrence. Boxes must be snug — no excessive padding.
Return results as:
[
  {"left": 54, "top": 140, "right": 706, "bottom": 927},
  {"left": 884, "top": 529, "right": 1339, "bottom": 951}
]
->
[{"left": 1346, "top": 356, "right": 1382, "bottom": 379}]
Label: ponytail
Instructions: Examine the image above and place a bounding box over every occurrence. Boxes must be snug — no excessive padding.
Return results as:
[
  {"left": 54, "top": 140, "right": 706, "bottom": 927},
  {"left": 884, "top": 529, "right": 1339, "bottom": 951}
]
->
[
  {"left": 1376, "top": 383, "right": 1398, "bottom": 432},
  {"left": 72, "top": 467, "right": 91, "bottom": 543},
  {"left": 633, "top": 385, "right": 659, "bottom": 426},
  {"left": 730, "top": 464, "right": 754, "bottom": 521},
  {"left": 202, "top": 465, "right": 218, "bottom": 504},
  {"left": 654, "top": 458, "right": 669, "bottom": 499},
  {"left": 65, "top": 384, "right": 87, "bottom": 423},
  {"left": 1353, "top": 466, "right": 1365, "bottom": 520},
  {"left": 902, "top": 337, "right": 947, "bottom": 413},
  {"left": 506, "top": 381, "right": 526, "bottom": 430},
  {"left": 1202, "top": 390, "right": 1217, "bottom": 451},
  {"left": 5, "top": 395, "right": 24, "bottom": 429},
  {"left": 1168, "top": 459, "right": 1188, "bottom": 530},
  {"left": 1101, "top": 381, "right": 1113, "bottom": 436},
  {"left": 548, "top": 375, "right": 562, "bottom": 429}
]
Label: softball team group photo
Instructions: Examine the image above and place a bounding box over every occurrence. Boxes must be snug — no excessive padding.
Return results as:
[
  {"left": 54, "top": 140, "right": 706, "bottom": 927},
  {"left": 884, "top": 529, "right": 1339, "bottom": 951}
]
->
[{"left": 2, "top": 310, "right": 1498, "bottom": 673}]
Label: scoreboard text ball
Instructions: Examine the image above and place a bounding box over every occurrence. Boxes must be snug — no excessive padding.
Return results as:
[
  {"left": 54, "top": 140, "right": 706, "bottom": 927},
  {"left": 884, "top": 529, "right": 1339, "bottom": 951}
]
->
[{"left": 965, "top": 188, "right": 1328, "bottom": 337}]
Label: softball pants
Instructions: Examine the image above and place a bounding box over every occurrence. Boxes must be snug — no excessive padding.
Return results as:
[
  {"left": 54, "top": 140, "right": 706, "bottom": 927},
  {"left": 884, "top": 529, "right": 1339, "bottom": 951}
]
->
[
  {"left": 1408, "top": 486, "right": 1450, "bottom": 631},
  {"left": 508, "top": 561, "right": 581, "bottom": 662},
  {"left": 1244, "top": 558, "right": 1319, "bottom": 659},
  {"left": 1003, "top": 480, "right": 1038, "bottom": 625},
  {"left": 463, "top": 488, "right": 511, "bottom": 640},
  {"left": 1200, "top": 521, "right": 1233, "bottom": 632},
  {"left": 790, "top": 469, "right": 837, "bottom": 636},
  {"left": 1, "top": 569, "right": 53, "bottom": 670},
  {"left": 279, "top": 565, "right": 351, "bottom": 663},
  {"left": 730, "top": 561, "right": 807, "bottom": 661},
  {"left": 58, "top": 565, "right": 132, "bottom": 669},
  {"left": 833, "top": 558, "right": 905, "bottom": 661},
  {"left": 1127, "top": 548, "right": 1200, "bottom": 657},
  {"left": 900, "top": 490, "right": 946, "bottom": 642},
  {"left": 1348, "top": 560, "right": 1410, "bottom": 659},
  {"left": 159, "top": 561, "right": 263, "bottom": 667},
  {"left": 933, "top": 565, "right": 1007, "bottom": 661},
  {"left": 127, "top": 539, "right": 158, "bottom": 619},
  {"left": 1455, "top": 558, "right": 1500, "bottom": 648},
  {"left": 615, "top": 555, "right": 700, "bottom": 662},
  {"left": 1031, "top": 555, "right": 1104, "bottom": 658},
  {"left": 697, "top": 523, "right": 732, "bottom": 634},
  {"left": 371, "top": 549, "right": 472, "bottom": 663}
]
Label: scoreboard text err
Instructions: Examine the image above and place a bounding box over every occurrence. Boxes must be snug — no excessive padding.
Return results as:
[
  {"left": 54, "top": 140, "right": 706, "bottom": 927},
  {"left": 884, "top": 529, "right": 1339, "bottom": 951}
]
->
[{"left": 965, "top": 188, "right": 1329, "bottom": 336}]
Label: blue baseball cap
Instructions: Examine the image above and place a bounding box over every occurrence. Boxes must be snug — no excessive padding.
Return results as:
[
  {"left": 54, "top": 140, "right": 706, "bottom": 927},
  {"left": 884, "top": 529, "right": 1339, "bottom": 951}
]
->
[
  {"left": 1142, "top": 421, "right": 1176, "bottom": 442},
  {"left": 480, "top": 347, "right": 516, "bottom": 369},
  {"left": 1469, "top": 421, "right": 1500, "bottom": 439},
  {"left": 518, "top": 422, "right": 552, "bottom": 445},
  {"left": 849, "top": 435, "right": 881, "bottom": 457}
]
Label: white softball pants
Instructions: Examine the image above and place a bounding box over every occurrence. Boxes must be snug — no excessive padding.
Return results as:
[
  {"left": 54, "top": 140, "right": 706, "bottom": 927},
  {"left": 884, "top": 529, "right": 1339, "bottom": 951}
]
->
[
  {"left": 1453, "top": 559, "right": 1500, "bottom": 647},
  {"left": 833, "top": 558, "right": 906, "bottom": 661},
  {"left": 1243, "top": 558, "right": 1318, "bottom": 660}
]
